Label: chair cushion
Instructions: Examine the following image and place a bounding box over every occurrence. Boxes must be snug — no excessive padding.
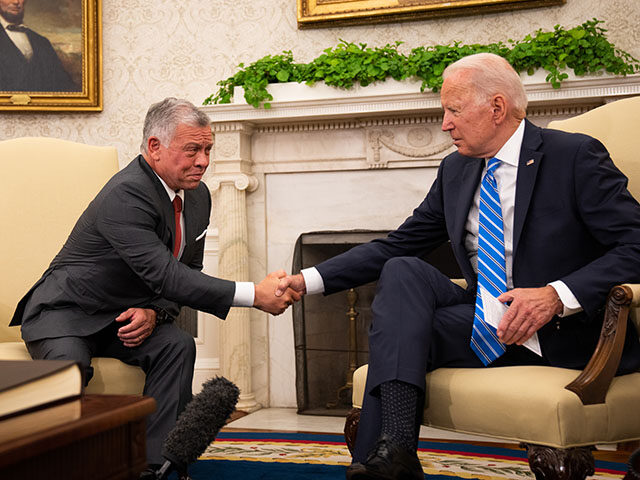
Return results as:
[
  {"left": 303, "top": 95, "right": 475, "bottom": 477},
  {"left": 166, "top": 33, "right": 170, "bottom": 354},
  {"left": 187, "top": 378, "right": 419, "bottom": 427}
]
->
[
  {"left": 0, "top": 341, "right": 145, "bottom": 395},
  {"left": 352, "top": 364, "right": 640, "bottom": 448},
  {"left": 0, "top": 341, "right": 32, "bottom": 360},
  {"left": 86, "top": 357, "right": 145, "bottom": 395}
]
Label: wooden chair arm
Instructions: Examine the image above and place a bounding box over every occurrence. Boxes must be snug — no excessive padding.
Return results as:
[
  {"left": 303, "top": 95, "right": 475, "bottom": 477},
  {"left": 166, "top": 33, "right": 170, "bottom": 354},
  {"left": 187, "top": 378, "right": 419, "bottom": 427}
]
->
[{"left": 564, "top": 284, "right": 635, "bottom": 405}]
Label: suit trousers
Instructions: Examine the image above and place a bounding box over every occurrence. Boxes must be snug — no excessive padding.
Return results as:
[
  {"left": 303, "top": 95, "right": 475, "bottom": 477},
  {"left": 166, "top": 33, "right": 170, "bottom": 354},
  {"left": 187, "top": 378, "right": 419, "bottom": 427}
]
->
[
  {"left": 26, "top": 320, "right": 196, "bottom": 465},
  {"left": 353, "top": 257, "right": 548, "bottom": 462}
]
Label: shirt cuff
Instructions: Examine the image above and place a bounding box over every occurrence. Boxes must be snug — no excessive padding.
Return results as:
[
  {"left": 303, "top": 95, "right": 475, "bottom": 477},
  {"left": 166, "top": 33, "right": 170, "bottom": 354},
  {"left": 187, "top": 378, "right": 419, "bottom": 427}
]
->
[
  {"left": 232, "top": 281, "right": 255, "bottom": 307},
  {"left": 301, "top": 267, "right": 325, "bottom": 295},
  {"left": 548, "top": 281, "right": 583, "bottom": 317}
]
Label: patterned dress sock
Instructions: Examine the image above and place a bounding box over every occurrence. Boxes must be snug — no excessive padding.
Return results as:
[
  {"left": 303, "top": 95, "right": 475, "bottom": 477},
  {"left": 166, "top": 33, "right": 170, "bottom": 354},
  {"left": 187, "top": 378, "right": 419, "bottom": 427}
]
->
[{"left": 379, "top": 379, "right": 420, "bottom": 452}]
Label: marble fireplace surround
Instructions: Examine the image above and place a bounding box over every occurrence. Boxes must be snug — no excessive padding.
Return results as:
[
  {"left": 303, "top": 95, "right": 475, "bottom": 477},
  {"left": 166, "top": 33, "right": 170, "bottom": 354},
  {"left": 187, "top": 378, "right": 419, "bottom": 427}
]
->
[{"left": 198, "top": 73, "right": 640, "bottom": 409}]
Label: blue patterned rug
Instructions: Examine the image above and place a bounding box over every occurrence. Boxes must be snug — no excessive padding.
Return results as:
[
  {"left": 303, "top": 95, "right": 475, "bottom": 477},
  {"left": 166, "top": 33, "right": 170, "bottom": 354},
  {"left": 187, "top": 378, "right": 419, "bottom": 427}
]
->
[{"left": 169, "top": 431, "right": 628, "bottom": 479}]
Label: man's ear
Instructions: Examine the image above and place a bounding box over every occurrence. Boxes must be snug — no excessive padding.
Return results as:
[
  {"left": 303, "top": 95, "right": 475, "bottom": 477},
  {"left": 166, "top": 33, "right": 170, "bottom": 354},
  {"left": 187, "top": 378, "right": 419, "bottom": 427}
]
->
[
  {"left": 491, "top": 94, "right": 508, "bottom": 124},
  {"left": 147, "top": 136, "right": 162, "bottom": 160}
]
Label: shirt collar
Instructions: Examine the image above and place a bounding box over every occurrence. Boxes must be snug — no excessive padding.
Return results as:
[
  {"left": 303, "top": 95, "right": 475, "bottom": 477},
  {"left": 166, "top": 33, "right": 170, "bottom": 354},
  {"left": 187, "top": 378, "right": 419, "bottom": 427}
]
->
[
  {"left": 492, "top": 119, "right": 525, "bottom": 167},
  {"left": 153, "top": 172, "right": 184, "bottom": 205}
]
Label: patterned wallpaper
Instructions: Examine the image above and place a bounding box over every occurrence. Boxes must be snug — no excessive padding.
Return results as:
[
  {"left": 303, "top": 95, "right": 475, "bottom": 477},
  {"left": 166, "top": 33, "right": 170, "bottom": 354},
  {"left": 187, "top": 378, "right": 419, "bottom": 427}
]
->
[{"left": 0, "top": 0, "right": 638, "bottom": 166}]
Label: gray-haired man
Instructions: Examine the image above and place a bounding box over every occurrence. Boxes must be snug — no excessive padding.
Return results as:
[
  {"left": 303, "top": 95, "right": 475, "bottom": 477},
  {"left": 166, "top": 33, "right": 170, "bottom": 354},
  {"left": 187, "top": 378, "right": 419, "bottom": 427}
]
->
[{"left": 10, "top": 98, "right": 300, "bottom": 475}]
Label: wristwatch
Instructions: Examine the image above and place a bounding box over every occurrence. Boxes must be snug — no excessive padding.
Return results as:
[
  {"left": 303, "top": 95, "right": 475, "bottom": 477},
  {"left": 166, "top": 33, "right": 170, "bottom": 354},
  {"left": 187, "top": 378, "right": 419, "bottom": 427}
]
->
[{"left": 149, "top": 306, "right": 173, "bottom": 324}]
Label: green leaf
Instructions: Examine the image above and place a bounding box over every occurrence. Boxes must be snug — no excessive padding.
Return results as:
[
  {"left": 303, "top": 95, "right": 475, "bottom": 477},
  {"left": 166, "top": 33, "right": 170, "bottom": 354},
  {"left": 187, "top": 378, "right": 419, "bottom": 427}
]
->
[
  {"left": 206, "top": 19, "right": 640, "bottom": 108},
  {"left": 570, "top": 29, "right": 586, "bottom": 40},
  {"left": 276, "top": 70, "right": 290, "bottom": 82}
]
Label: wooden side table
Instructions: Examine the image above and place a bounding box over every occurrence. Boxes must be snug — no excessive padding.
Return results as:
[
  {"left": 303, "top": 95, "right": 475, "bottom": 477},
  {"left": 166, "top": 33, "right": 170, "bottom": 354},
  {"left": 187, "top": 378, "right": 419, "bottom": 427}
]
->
[{"left": 0, "top": 394, "right": 156, "bottom": 480}]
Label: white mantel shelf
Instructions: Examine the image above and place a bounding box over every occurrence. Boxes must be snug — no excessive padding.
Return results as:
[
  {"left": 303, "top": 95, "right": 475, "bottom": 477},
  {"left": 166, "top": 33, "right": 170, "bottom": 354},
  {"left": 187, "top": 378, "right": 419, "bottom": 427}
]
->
[{"left": 202, "top": 73, "right": 640, "bottom": 125}]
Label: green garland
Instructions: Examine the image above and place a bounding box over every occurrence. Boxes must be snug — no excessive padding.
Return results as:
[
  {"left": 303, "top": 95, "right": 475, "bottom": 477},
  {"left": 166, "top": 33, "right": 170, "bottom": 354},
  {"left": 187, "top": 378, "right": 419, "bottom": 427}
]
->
[{"left": 204, "top": 19, "right": 640, "bottom": 109}]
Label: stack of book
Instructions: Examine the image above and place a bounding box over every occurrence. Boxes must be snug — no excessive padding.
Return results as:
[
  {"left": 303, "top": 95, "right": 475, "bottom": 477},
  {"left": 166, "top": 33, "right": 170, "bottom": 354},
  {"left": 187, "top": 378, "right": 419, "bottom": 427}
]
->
[{"left": 0, "top": 359, "right": 84, "bottom": 442}]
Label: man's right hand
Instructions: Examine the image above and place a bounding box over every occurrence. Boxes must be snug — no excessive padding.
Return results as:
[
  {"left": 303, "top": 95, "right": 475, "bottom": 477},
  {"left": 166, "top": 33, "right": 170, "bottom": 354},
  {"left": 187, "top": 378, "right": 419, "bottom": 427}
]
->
[
  {"left": 275, "top": 273, "right": 306, "bottom": 297},
  {"left": 254, "top": 270, "right": 302, "bottom": 315}
]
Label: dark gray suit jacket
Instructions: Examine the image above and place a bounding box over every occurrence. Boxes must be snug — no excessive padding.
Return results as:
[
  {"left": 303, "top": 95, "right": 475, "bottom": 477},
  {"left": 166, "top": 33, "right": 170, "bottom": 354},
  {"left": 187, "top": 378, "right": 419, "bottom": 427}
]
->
[
  {"left": 316, "top": 120, "right": 640, "bottom": 372},
  {"left": 11, "top": 156, "right": 235, "bottom": 341}
]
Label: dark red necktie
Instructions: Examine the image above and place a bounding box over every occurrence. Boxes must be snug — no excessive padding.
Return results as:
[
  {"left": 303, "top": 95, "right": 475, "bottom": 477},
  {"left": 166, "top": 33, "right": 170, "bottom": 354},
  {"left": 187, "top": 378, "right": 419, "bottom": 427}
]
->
[{"left": 172, "top": 196, "right": 182, "bottom": 258}]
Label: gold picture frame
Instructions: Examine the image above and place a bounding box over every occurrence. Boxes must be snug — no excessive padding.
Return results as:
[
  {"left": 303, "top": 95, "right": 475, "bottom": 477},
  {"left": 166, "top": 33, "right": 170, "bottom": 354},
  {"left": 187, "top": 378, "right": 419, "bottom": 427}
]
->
[
  {"left": 297, "top": 0, "right": 566, "bottom": 29},
  {"left": 0, "top": 0, "right": 102, "bottom": 112}
]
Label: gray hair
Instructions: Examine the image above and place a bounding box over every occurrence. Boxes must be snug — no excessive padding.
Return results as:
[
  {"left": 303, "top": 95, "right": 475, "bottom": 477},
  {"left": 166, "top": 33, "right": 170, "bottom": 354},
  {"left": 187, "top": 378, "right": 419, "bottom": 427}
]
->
[
  {"left": 442, "top": 53, "right": 528, "bottom": 119},
  {"left": 140, "top": 97, "right": 211, "bottom": 153}
]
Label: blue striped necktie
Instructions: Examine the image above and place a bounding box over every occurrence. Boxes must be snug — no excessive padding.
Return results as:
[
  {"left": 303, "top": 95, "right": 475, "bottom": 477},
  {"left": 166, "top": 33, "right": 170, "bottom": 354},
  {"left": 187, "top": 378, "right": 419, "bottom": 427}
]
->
[{"left": 471, "top": 157, "right": 507, "bottom": 366}]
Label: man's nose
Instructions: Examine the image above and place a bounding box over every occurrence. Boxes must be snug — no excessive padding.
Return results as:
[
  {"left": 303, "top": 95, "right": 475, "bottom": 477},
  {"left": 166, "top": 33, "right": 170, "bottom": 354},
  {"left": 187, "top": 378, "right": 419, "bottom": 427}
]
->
[
  {"left": 441, "top": 112, "right": 453, "bottom": 131},
  {"left": 195, "top": 151, "right": 210, "bottom": 168}
]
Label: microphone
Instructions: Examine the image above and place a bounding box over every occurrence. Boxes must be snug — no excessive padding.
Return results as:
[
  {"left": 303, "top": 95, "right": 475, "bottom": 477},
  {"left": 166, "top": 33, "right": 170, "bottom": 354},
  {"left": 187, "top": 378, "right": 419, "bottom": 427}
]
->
[
  {"left": 625, "top": 447, "right": 640, "bottom": 480},
  {"left": 155, "top": 376, "right": 240, "bottom": 479}
]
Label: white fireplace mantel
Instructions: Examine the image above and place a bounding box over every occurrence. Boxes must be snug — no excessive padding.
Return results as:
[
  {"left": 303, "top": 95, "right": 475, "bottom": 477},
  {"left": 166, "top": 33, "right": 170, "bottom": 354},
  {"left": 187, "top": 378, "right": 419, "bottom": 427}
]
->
[
  {"left": 199, "top": 74, "right": 639, "bottom": 409},
  {"left": 203, "top": 72, "right": 640, "bottom": 125}
]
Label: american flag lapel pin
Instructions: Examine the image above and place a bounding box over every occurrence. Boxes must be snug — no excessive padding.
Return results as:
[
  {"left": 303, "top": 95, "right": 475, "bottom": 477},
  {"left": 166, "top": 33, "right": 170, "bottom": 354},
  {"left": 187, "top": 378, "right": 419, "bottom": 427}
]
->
[{"left": 526, "top": 159, "right": 535, "bottom": 166}]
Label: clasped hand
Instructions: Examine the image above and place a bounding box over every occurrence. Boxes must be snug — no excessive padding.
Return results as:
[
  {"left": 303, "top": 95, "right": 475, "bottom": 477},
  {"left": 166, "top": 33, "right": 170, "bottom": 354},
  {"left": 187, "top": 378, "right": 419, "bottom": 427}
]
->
[
  {"left": 116, "top": 307, "right": 157, "bottom": 347},
  {"left": 254, "top": 270, "right": 304, "bottom": 315}
]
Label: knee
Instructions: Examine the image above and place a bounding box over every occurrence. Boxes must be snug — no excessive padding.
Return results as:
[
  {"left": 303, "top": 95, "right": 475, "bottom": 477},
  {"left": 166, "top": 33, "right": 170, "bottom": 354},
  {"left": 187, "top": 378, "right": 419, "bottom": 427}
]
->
[
  {"left": 378, "top": 257, "right": 440, "bottom": 291},
  {"left": 380, "top": 256, "right": 431, "bottom": 279},
  {"left": 155, "top": 325, "right": 196, "bottom": 363},
  {"left": 171, "top": 329, "right": 196, "bottom": 362},
  {"left": 26, "top": 338, "right": 94, "bottom": 384}
]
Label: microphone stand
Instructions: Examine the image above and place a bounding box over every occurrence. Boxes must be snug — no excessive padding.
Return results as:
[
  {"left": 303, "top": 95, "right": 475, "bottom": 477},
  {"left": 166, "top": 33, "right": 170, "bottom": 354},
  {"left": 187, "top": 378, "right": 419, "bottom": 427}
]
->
[{"left": 155, "top": 460, "right": 190, "bottom": 480}]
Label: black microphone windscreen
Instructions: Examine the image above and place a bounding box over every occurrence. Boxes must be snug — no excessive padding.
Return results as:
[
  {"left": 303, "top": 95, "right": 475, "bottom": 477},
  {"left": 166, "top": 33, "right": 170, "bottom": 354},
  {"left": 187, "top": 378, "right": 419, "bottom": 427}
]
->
[{"left": 162, "top": 376, "right": 240, "bottom": 467}]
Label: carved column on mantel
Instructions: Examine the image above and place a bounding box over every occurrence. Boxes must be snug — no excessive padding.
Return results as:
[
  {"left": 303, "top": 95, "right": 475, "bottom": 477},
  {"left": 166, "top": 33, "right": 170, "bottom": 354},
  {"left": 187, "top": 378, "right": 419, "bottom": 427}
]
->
[{"left": 206, "top": 122, "right": 260, "bottom": 412}]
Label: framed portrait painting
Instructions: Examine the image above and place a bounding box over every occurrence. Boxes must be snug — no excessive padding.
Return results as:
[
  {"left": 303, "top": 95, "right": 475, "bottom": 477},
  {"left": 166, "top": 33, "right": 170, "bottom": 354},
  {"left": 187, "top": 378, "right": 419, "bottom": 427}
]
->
[
  {"left": 297, "top": 0, "right": 566, "bottom": 28},
  {"left": 0, "top": 0, "right": 102, "bottom": 111}
]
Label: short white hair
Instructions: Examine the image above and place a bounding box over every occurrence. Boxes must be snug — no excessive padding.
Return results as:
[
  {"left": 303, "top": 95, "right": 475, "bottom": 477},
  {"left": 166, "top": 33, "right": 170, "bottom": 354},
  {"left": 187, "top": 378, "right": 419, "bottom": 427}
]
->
[
  {"left": 442, "top": 53, "right": 527, "bottom": 119},
  {"left": 140, "top": 97, "right": 211, "bottom": 154}
]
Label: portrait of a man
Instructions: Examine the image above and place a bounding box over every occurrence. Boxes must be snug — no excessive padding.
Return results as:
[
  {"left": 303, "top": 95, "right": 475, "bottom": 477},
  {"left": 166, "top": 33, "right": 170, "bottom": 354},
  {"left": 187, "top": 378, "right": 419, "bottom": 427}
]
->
[{"left": 0, "top": 0, "right": 80, "bottom": 92}]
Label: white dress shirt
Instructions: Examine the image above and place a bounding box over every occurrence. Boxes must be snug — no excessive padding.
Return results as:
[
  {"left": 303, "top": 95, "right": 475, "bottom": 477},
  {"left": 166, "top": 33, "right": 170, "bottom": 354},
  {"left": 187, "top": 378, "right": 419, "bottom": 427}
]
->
[
  {"left": 154, "top": 173, "right": 254, "bottom": 307},
  {"left": 303, "top": 120, "right": 582, "bottom": 316}
]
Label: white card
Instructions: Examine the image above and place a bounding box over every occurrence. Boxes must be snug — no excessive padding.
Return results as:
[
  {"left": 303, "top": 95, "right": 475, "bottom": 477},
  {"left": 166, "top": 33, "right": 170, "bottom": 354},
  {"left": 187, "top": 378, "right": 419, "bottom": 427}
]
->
[{"left": 480, "top": 286, "right": 542, "bottom": 357}]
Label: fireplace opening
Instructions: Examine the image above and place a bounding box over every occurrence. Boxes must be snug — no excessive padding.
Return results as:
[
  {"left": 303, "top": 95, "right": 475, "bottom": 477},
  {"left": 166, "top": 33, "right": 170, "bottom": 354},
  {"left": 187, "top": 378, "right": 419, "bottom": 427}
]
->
[{"left": 292, "top": 230, "right": 461, "bottom": 417}]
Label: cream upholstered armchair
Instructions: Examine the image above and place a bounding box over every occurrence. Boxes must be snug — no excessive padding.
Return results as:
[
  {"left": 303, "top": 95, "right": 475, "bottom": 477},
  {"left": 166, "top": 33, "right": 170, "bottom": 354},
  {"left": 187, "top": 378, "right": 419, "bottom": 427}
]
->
[
  {"left": 347, "top": 96, "right": 640, "bottom": 480},
  {"left": 0, "top": 137, "right": 145, "bottom": 395}
]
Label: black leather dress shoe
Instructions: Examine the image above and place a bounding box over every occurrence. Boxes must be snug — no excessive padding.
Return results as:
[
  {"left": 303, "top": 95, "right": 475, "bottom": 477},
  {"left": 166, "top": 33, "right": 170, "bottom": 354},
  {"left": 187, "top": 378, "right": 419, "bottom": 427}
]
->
[{"left": 345, "top": 434, "right": 424, "bottom": 480}]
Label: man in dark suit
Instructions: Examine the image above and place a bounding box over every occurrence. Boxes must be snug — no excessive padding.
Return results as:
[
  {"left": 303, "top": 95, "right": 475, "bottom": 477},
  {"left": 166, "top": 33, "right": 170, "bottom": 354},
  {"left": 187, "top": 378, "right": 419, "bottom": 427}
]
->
[
  {"left": 0, "top": 0, "right": 77, "bottom": 92},
  {"left": 276, "top": 53, "right": 640, "bottom": 479},
  {"left": 10, "top": 97, "right": 299, "bottom": 474}
]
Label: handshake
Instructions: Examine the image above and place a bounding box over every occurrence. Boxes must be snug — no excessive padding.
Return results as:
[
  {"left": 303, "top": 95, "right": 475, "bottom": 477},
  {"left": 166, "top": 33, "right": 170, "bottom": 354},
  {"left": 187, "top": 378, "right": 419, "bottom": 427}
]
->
[{"left": 253, "top": 270, "right": 307, "bottom": 315}]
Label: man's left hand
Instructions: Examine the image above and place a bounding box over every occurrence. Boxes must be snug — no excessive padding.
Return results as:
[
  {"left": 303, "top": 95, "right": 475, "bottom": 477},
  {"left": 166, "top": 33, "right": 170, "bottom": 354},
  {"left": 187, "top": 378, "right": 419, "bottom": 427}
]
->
[
  {"left": 496, "top": 286, "right": 563, "bottom": 345},
  {"left": 116, "top": 307, "right": 157, "bottom": 347}
]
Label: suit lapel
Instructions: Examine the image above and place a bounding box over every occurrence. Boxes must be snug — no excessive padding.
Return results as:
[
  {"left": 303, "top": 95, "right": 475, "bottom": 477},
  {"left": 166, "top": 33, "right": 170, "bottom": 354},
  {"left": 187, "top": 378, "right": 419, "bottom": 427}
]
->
[
  {"left": 182, "top": 190, "right": 200, "bottom": 254},
  {"left": 0, "top": 26, "right": 28, "bottom": 67},
  {"left": 450, "top": 157, "right": 483, "bottom": 287},
  {"left": 137, "top": 156, "right": 176, "bottom": 249},
  {"left": 513, "top": 120, "right": 544, "bottom": 257}
]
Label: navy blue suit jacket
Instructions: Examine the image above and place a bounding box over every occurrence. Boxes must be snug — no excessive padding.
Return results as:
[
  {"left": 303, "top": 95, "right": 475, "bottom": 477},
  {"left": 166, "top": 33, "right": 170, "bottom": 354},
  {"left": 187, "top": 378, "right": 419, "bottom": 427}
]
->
[{"left": 316, "top": 120, "right": 640, "bottom": 372}]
